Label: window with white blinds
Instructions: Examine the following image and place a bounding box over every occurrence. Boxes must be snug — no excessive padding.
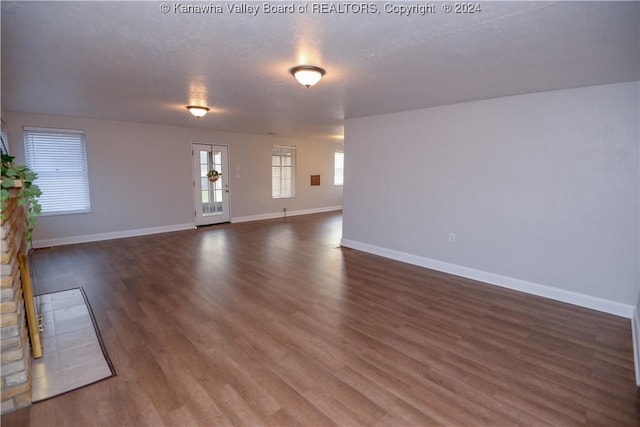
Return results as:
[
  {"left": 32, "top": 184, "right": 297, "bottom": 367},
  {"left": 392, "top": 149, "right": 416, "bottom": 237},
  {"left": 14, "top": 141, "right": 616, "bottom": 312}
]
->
[
  {"left": 24, "top": 127, "right": 91, "bottom": 215},
  {"left": 272, "top": 146, "right": 296, "bottom": 199},
  {"left": 334, "top": 152, "right": 344, "bottom": 186}
]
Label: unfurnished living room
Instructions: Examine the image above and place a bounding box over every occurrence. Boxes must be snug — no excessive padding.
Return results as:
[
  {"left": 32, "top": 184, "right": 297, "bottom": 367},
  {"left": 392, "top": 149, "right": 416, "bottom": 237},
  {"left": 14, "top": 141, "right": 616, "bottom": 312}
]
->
[{"left": 1, "top": 1, "right": 639, "bottom": 426}]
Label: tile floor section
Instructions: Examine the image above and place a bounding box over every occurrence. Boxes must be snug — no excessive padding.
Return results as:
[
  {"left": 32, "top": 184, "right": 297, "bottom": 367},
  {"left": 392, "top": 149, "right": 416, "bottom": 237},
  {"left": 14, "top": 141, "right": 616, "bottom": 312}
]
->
[{"left": 32, "top": 289, "right": 114, "bottom": 402}]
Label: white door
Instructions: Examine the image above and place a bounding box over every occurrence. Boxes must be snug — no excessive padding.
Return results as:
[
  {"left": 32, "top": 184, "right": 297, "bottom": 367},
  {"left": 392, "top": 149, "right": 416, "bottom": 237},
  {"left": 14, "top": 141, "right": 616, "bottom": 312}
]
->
[{"left": 192, "top": 144, "right": 230, "bottom": 226}]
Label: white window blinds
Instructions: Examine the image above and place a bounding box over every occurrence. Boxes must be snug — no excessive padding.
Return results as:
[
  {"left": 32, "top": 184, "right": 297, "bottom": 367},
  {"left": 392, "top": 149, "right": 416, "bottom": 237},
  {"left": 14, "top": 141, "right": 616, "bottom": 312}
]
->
[
  {"left": 24, "top": 127, "right": 91, "bottom": 215},
  {"left": 272, "top": 146, "right": 296, "bottom": 198},
  {"left": 334, "top": 152, "right": 344, "bottom": 186}
]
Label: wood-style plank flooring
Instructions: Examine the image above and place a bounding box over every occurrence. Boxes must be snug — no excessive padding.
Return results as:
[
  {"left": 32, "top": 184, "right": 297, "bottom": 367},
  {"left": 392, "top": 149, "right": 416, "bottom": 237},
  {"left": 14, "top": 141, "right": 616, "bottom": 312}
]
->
[{"left": 3, "top": 211, "right": 639, "bottom": 426}]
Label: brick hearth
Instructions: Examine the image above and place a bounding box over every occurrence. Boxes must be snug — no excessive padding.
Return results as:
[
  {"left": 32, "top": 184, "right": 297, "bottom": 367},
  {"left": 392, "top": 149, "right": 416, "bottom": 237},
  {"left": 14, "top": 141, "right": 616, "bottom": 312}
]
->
[{"left": 1, "top": 183, "right": 32, "bottom": 413}]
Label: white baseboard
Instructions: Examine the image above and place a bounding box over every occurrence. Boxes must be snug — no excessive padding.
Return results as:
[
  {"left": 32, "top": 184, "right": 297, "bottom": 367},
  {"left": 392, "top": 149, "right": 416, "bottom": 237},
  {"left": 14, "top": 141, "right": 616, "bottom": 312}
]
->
[
  {"left": 32, "top": 206, "right": 344, "bottom": 248},
  {"left": 32, "top": 223, "right": 195, "bottom": 248},
  {"left": 632, "top": 306, "right": 640, "bottom": 386},
  {"left": 340, "top": 238, "right": 635, "bottom": 319},
  {"left": 232, "top": 205, "right": 342, "bottom": 224}
]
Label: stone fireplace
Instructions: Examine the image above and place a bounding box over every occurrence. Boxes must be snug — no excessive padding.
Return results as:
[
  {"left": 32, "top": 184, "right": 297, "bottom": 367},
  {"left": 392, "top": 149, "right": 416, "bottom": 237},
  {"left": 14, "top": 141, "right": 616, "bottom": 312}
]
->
[{"left": 1, "top": 182, "right": 34, "bottom": 413}]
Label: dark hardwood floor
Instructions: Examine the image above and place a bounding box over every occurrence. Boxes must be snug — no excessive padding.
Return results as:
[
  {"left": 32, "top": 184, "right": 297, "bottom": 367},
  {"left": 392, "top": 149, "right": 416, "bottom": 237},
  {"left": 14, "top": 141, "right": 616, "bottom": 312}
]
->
[{"left": 2, "top": 211, "right": 639, "bottom": 426}]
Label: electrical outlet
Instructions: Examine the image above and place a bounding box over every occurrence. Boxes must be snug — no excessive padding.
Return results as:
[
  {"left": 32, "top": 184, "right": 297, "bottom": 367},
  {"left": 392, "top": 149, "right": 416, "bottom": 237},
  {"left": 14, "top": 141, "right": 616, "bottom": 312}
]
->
[{"left": 448, "top": 232, "right": 456, "bottom": 243}]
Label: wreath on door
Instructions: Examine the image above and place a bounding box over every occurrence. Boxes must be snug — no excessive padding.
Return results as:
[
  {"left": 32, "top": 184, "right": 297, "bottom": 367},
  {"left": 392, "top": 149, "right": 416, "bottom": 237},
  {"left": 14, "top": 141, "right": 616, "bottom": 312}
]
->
[{"left": 207, "top": 168, "right": 221, "bottom": 183}]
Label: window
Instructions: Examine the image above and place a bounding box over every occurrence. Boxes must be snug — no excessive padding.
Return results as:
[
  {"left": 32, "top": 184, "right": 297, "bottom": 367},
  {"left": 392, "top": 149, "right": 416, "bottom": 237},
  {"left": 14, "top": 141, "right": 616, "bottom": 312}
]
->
[
  {"left": 272, "top": 146, "right": 296, "bottom": 198},
  {"left": 24, "top": 127, "right": 91, "bottom": 215},
  {"left": 1, "top": 118, "right": 8, "bottom": 155},
  {"left": 334, "top": 152, "right": 344, "bottom": 186}
]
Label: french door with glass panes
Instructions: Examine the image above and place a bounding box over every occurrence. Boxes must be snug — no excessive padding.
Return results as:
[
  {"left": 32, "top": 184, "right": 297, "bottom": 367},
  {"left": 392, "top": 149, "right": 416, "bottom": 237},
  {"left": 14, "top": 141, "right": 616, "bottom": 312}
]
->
[{"left": 192, "top": 144, "right": 230, "bottom": 225}]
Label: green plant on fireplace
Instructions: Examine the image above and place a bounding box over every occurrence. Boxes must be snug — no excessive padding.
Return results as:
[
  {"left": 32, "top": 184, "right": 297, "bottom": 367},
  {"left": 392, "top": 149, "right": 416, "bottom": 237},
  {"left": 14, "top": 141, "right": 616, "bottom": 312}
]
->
[{"left": 1, "top": 152, "right": 42, "bottom": 242}]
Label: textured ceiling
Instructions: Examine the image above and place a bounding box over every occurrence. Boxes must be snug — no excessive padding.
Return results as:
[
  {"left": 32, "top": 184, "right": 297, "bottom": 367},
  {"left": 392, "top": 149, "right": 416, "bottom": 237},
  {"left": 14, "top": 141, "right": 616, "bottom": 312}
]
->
[{"left": 2, "top": 1, "right": 639, "bottom": 140}]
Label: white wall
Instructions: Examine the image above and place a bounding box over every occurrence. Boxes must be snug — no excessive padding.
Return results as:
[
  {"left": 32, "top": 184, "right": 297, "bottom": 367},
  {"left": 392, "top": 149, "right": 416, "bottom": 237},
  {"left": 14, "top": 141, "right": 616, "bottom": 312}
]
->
[
  {"left": 6, "top": 112, "right": 343, "bottom": 243},
  {"left": 343, "top": 81, "right": 639, "bottom": 314}
]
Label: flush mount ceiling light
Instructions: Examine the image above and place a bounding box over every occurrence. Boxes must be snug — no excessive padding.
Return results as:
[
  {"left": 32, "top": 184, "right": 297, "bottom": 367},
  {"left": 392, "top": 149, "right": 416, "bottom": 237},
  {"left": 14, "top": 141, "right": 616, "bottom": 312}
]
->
[
  {"left": 186, "top": 105, "right": 210, "bottom": 118},
  {"left": 289, "top": 65, "right": 326, "bottom": 88}
]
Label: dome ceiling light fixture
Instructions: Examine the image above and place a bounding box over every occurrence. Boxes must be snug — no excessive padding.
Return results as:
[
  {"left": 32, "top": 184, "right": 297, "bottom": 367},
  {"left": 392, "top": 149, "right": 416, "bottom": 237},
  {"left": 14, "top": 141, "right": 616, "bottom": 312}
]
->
[
  {"left": 289, "top": 65, "right": 326, "bottom": 88},
  {"left": 186, "top": 105, "right": 210, "bottom": 118}
]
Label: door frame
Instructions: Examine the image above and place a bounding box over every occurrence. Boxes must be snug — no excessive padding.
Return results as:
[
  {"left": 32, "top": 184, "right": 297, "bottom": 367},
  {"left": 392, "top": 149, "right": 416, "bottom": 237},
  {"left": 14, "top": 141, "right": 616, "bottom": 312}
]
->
[{"left": 191, "top": 143, "right": 231, "bottom": 226}]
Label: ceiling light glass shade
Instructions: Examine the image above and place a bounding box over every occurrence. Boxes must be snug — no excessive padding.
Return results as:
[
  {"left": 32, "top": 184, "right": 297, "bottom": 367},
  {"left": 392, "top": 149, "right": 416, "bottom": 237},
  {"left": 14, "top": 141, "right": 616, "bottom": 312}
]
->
[
  {"left": 186, "top": 106, "right": 210, "bottom": 117},
  {"left": 290, "top": 66, "right": 326, "bottom": 88}
]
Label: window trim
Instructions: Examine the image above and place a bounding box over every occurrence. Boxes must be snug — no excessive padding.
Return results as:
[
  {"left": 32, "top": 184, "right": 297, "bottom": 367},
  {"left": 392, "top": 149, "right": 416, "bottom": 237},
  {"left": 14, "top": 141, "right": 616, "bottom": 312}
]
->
[{"left": 271, "top": 145, "right": 296, "bottom": 199}]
